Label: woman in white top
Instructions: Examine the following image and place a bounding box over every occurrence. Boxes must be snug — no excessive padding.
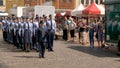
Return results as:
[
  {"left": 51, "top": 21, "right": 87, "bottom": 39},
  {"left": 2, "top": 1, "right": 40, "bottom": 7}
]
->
[{"left": 69, "top": 17, "right": 76, "bottom": 41}]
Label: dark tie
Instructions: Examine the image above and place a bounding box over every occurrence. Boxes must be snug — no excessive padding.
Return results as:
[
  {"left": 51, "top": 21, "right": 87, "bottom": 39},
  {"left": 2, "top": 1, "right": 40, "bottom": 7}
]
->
[
  {"left": 51, "top": 20, "right": 52, "bottom": 30},
  {"left": 27, "top": 22, "right": 29, "bottom": 30}
]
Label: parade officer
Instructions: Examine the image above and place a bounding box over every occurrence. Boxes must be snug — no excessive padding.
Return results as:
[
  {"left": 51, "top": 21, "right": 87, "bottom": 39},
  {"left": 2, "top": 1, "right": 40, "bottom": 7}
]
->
[{"left": 36, "top": 20, "right": 46, "bottom": 58}]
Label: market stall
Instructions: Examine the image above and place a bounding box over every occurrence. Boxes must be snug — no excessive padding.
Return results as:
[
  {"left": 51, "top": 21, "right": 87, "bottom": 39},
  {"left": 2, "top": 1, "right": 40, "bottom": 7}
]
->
[{"left": 71, "top": 4, "right": 85, "bottom": 16}]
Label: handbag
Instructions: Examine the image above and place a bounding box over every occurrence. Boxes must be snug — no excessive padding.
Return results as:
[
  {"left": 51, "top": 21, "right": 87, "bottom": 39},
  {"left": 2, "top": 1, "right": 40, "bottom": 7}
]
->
[{"left": 95, "top": 33, "right": 98, "bottom": 39}]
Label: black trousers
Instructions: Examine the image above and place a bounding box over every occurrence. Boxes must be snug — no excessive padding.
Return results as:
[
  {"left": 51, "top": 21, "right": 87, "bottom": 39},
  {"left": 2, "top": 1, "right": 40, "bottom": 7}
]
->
[
  {"left": 3, "top": 31, "right": 7, "bottom": 41},
  {"left": 63, "top": 29, "right": 68, "bottom": 41},
  {"left": 70, "top": 29, "right": 75, "bottom": 38},
  {"left": 38, "top": 42, "right": 45, "bottom": 57},
  {"left": 13, "top": 31, "right": 20, "bottom": 48},
  {"left": 32, "top": 36, "right": 36, "bottom": 49}
]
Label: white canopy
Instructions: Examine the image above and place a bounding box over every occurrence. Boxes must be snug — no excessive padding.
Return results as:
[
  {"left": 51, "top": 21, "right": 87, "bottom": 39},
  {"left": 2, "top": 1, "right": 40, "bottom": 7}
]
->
[
  {"left": 71, "top": 4, "right": 85, "bottom": 16},
  {"left": 98, "top": 5, "right": 105, "bottom": 15}
]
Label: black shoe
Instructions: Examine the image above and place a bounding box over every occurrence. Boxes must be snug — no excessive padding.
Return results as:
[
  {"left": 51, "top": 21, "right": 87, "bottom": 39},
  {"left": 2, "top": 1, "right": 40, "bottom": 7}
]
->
[
  {"left": 48, "top": 49, "right": 54, "bottom": 52},
  {"left": 36, "top": 50, "right": 39, "bottom": 52},
  {"left": 42, "top": 56, "right": 45, "bottom": 58},
  {"left": 51, "top": 49, "right": 54, "bottom": 52},
  {"left": 21, "top": 49, "right": 25, "bottom": 51},
  {"left": 26, "top": 50, "right": 30, "bottom": 52}
]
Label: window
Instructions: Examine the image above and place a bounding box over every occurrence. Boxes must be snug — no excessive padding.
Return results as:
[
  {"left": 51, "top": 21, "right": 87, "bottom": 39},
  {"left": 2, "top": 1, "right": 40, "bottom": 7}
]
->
[
  {"left": 8, "top": 0, "right": 12, "bottom": 1},
  {"left": 52, "top": 0, "right": 55, "bottom": 2},
  {"left": 25, "top": 4, "right": 30, "bottom": 7},
  {"left": 0, "top": 0, "right": 3, "bottom": 6},
  {"left": 46, "top": 0, "right": 49, "bottom": 2},
  {"left": 96, "top": 0, "right": 98, "bottom": 4},
  {"left": 100, "top": 0, "right": 104, "bottom": 4},
  {"left": 81, "top": 0, "right": 84, "bottom": 4},
  {"left": 34, "top": 0, "right": 37, "bottom": 2},
  {"left": 17, "top": 0, "right": 21, "bottom": 1},
  {"left": 91, "top": 0, "right": 94, "bottom": 3},
  {"left": 68, "top": 0, "right": 72, "bottom": 3},
  {"left": 86, "top": 0, "right": 89, "bottom": 5},
  {"left": 62, "top": 0, "right": 66, "bottom": 3},
  {"left": 29, "top": 0, "right": 32, "bottom": 1}
]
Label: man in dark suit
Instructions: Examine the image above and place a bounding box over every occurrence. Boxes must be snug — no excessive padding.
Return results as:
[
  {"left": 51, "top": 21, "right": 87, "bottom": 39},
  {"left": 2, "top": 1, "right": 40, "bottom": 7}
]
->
[{"left": 36, "top": 20, "right": 46, "bottom": 58}]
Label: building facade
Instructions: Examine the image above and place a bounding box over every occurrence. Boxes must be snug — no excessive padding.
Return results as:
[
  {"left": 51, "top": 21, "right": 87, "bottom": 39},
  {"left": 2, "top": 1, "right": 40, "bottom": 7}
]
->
[
  {"left": 24, "top": 0, "right": 105, "bottom": 12},
  {"left": 24, "top": 0, "right": 75, "bottom": 12},
  {"left": 0, "top": 0, "right": 6, "bottom": 12},
  {"left": 6, "top": 0, "right": 24, "bottom": 12},
  {"left": 80, "top": 0, "right": 105, "bottom": 6}
]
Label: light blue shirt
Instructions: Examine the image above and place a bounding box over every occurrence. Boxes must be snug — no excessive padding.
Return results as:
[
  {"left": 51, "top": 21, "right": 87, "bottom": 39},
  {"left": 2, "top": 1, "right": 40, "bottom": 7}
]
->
[
  {"left": 33, "top": 22, "right": 39, "bottom": 36},
  {"left": 14, "top": 22, "right": 19, "bottom": 35},
  {"left": 28, "top": 22, "right": 33, "bottom": 32},
  {"left": 46, "top": 19, "right": 56, "bottom": 31},
  {"left": 19, "top": 22, "right": 24, "bottom": 36},
  {"left": 2, "top": 20, "right": 7, "bottom": 31},
  {"left": 24, "top": 22, "right": 28, "bottom": 30}
]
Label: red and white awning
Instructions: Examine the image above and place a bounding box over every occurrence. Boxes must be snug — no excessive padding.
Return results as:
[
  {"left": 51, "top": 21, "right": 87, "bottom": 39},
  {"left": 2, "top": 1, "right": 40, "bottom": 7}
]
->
[
  {"left": 82, "top": 2, "right": 101, "bottom": 15},
  {"left": 71, "top": 4, "right": 85, "bottom": 16},
  {"left": 55, "top": 12, "right": 66, "bottom": 17},
  {"left": 97, "top": 5, "right": 105, "bottom": 15}
]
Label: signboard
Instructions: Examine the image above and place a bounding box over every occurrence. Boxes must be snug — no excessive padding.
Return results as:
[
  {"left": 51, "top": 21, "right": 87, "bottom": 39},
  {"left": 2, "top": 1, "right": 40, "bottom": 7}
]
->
[{"left": 23, "top": 6, "right": 55, "bottom": 18}]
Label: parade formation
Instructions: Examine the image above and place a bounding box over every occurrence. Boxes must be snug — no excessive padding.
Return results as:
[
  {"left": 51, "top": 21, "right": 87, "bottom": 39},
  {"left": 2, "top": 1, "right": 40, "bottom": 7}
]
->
[{"left": 1, "top": 14, "right": 56, "bottom": 58}]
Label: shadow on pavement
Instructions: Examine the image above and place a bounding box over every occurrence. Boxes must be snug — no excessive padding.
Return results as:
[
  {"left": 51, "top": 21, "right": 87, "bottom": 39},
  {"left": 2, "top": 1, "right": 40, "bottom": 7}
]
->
[
  {"left": 0, "top": 61, "right": 9, "bottom": 68},
  {"left": 68, "top": 45, "right": 120, "bottom": 58},
  {"left": 14, "top": 56, "right": 38, "bottom": 59},
  {"left": 115, "top": 60, "right": 120, "bottom": 62}
]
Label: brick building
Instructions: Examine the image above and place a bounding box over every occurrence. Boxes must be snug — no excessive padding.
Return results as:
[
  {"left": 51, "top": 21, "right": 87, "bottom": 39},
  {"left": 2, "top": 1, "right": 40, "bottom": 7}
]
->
[
  {"left": 6, "top": 0, "right": 24, "bottom": 12},
  {"left": 0, "top": 0, "right": 6, "bottom": 12},
  {"left": 24, "top": 0, "right": 105, "bottom": 13}
]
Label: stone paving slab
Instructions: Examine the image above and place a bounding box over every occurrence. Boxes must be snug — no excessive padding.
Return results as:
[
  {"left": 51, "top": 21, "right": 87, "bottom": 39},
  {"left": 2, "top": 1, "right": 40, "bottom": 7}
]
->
[{"left": 0, "top": 31, "right": 120, "bottom": 68}]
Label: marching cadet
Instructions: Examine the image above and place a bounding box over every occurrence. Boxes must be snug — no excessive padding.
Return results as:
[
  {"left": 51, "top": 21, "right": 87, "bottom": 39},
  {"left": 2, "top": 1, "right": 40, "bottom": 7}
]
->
[
  {"left": 9, "top": 19, "right": 14, "bottom": 44},
  {"left": 24, "top": 18, "right": 33, "bottom": 52},
  {"left": 18, "top": 18, "right": 25, "bottom": 50},
  {"left": 36, "top": 20, "right": 46, "bottom": 58},
  {"left": 46, "top": 14, "right": 56, "bottom": 52},
  {"left": 13, "top": 18, "right": 20, "bottom": 49},
  {"left": 29, "top": 18, "right": 33, "bottom": 50},
  {"left": 32, "top": 18, "right": 39, "bottom": 51},
  {"left": 6, "top": 18, "right": 11, "bottom": 43},
  {"left": 2, "top": 16, "right": 8, "bottom": 41},
  {"left": 43, "top": 16, "right": 48, "bottom": 49}
]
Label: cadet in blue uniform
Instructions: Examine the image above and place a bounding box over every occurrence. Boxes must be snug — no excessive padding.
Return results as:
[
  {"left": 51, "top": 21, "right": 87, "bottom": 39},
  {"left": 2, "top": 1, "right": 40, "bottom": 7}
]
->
[
  {"left": 2, "top": 17, "right": 8, "bottom": 41},
  {"left": 24, "top": 18, "right": 33, "bottom": 52},
  {"left": 32, "top": 18, "right": 39, "bottom": 51},
  {"left": 18, "top": 18, "right": 25, "bottom": 50},
  {"left": 13, "top": 18, "right": 20, "bottom": 48},
  {"left": 10, "top": 19, "right": 15, "bottom": 44},
  {"left": 46, "top": 15, "right": 56, "bottom": 52},
  {"left": 6, "top": 18, "right": 10, "bottom": 43}
]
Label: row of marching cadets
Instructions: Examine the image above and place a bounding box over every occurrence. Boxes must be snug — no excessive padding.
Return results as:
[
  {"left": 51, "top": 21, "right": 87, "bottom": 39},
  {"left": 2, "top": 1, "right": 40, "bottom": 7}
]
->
[{"left": 1, "top": 14, "right": 56, "bottom": 58}]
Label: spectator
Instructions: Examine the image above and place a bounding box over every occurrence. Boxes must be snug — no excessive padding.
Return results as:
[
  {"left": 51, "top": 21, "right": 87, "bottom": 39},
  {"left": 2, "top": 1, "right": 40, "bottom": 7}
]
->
[
  {"left": 62, "top": 17, "right": 69, "bottom": 41},
  {"left": 80, "top": 19, "right": 87, "bottom": 46},
  {"left": 96, "top": 20, "right": 104, "bottom": 48},
  {"left": 88, "top": 19, "right": 95, "bottom": 48},
  {"left": 69, "top": 17, "right": 76, "bottom": 41}
]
